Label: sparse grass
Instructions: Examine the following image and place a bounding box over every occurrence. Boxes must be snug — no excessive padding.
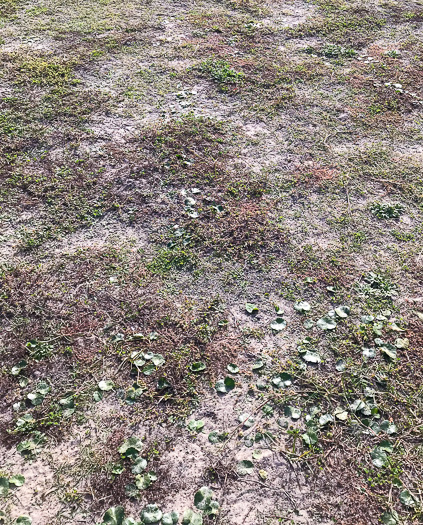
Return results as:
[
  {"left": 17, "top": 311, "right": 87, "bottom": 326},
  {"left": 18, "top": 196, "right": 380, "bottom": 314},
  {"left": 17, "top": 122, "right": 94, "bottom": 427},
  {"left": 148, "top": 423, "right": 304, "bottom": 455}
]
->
[
  {"left": 288, "top": 1, "right": 387, "bottom": 46},
  {"left": 1, "top": 0, "right": 422, "bottom": 524},
  {"left": 199, "top": 58, "right": 244, "bottom": 87}
]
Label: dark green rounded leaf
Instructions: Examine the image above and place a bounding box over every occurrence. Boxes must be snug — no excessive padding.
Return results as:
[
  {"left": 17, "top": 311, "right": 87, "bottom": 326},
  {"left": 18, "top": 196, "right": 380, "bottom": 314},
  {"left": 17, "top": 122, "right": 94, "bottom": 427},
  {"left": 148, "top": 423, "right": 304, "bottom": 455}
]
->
[
  {"left": 215, "top": 376, "right": 235, "bottom": 394},
  {"left": 9, "top": 474, "right": 25, "bottom": 487},
  {"left": 252, "top": 358, "right": 264, "bottom": 370},
  {"left": 316, "top": 315, "right": 337, "bottom": 330},
  {"left": 238, "top": 413, "right": 254, "bottom": 428},
  {"left": 245, "top": 303, "right": 258, "bottom": 314},
  {"left": 0, "top": 477, "right": 9, "bottom": 496},
  {"left": 208, "top": 431, "right": 227, "bottom": 444},
  {"left": 194, "top": 486, "right": 213, "bottom": 510},
  {"left": 227, "top": 363, "right": 239, "bottom": 374},
  {"left": 399, "top": 489, "right": 416, "bottom": 508},
  {"left": 102, "top": 507, "right": 125, "bottom": 525},
  {"left": 98, "top": 380, "right": 114, "bottom": 391},
  {"left": 190, "top": 362, "right": 206, "bottom": 372},
  {"left": 335, "top": 305, "right": 350, "bottom": 318},
  {"left": 140, "top": 504, "right": 162, "bottom": 524},
  {"left": 15, "top": 518, "right": 32, "bottom": 525},
  {"left": 162, "top": 511, "right": 179, "bottom": 525},
  {"left": 237, "top": 460, "right": 254, "bottom": 476},
  {"left": 294, "top": 301, "right": 311, "bottom": 313},
  {"left": 271, "top": 373, "right": 292, "bottom": 389},
  {"left": 131, "top": 457, "right": 147, "bottom": 474},
  {"left": 271, "top": 318, "right": 287, "bottom": 332}
]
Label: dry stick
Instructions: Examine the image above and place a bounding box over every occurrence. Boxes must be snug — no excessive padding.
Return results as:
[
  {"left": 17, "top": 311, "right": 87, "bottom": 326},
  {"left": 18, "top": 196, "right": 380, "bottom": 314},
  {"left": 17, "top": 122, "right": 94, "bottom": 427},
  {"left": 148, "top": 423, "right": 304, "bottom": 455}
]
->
[
  {"left": 237, "top": 478, "right": 297, "bottom": 509},
  {"left": 345, "top": 184, "right": 352, "bottom": 215}
]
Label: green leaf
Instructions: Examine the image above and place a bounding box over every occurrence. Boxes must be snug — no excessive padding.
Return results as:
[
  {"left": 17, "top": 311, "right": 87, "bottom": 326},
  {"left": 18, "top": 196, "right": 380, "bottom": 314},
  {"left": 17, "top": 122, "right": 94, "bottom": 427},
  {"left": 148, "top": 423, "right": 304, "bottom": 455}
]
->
[
  {"left": 111, "top": 333, "right": 124, "bottom": 343},
  {"left": 15, "top": 518, "right": 32, "bottom": 525},
  {"left": 262, "top": 404, "right": 273, "bottom": 416},
  {"left": 9, "top": 474, "right": 25, "bottom": 487},
  {"left": 215, "top": 376, "right": 235, "bottom": 393},
  {"left": 122, "top": 518, "right": 142, "bottom": 525},
  {"left": 381, "top": 344, "right": 397, "bottom": 360},
  {"left": 302, "top": 430, "right": 318, "bottom": 445},
  {"left": 131, "top": 457, "right": 147, "bottom": 474},
  {"left": 389, "top": 322, "right": 405, "bottom": 332},
  {"left": 270, "top": 318, "right": 287, "bottom": 331},
  {"left": 124, "top": 483, "right": 139, "bottom": 498},
  {"left": 135, "top": 471, "right": 157, "bottom": 490},
  {"left": 227, "top": 363, "right": 239, "bottom": 374},
  {"left": 252, "top": 358, "right": 264, "bottom": 370},
  {"left": 335, "top": 359, "right": 346, "bottom": 371},
  {"left": 131, "top": 351, "right": 146, "bottom": 368},
  {"left": 126, "top": 385, "right": 143, "bottom": 405},
  {"left": 98, "top": 380, "right": 114, "bottom": 391},
  {"left": 284, "top": 406, "right": 301, "bottom": 420},
  {"left": 27, "top": 392, "right": 44, "bottom": 406},
  {"left": 102, "top": 507, "right": 125, "bottom": 525},
  {"left": 187, "top": 419, "right": 205, "bottom": 432},
  {"left": 140, "top": 504, "right": 163, "bottom": 524},
  {"left": 301, "top": 350, "right": 321, "bottom": 363},
  {"left": 157, "top": 377, "right": 171, "bottom": 391},
  {"left": 111, "top": 464, "right": 125, "bottom": 475},
  {"left": 182, "top": 509, "right": 203, "bottom": 525},
  {"left": 118, "top": 436, "right": 143, "bottom": 459},
  {"left": 237, "top": 460, "right": 254, "bottom": 476},
  {"left": 205, "top": 500, "right": 220, "bottom": 517},
  {"left": 335, "top": 305, "right": 350, "bottom": 318},
  {"left": 35, "top": 381, "right": 50, "bottom": 395},
  {"left": 194, "top": 486, "right": 213, "bottom": 510},
  {"left": 294, "top": 301, "right": 311, "bottom": 313},
  {"left": 59, "top": 396, "right": 75, "bottom": 409},
  {"left": 142, "top": 364, "right": 156, "bottom": 376},
  {"left": 362, "top": 347, "right": 376, "bottom": 358},
  {"left": 303, "top": 319, "right": 315, "bottom": 329},
  {"left": 11, "top": 360, "right": 27, "bottom": 376},
  {"left": 151, "top": 354, "right": 165, "bottom": 366},
  {"left": 319, "top": 414, "right": 334, "bottom": 426},
  {"left": 380, "top": 420, "right": 397, "bottom": 435},
  {"left": 349, "top": 399, "right": 366, "bottom": 412},
  {"left": 0, "top": 477, "right": 9, "bottom": 496},
  {"left": 371, "top": 446, "right": 389, "bottom": 468},
  {"left": 245, "top": 303, "right": 258, "bottom": 314},
  {"left": 190, "top": 362, "right": 206, "bottom": 372},
  {"left": 15, "top": 413, "right": 34, "bottom": 429},
  {"left": 334, "top": 407, "right": 348, "bottom": 421},
  {"left": 208, "top": 431, "right": 227, "bottom": 444},
  {"left": 252, "top": 449, "right": 263, "bottom": 460},
  {"left": 380, "top": 511, "right": 399, "bottom": 525},
  {"left": 316, "top": 315, "right": 337, "bottom": 330},
  {"left": 93, "top": 390, "right": 103, "bottom": 402},
  {"left": 399, "top": 489, "right": 416, "bottom": 508},
  {"left": 16, "top": 432, "right": 46, "bottom": 457},
  {"left": 271, "top": 373, "right": 292, "bottom": 389},
  {"left": 238, "top": 413, "right": 255, "bottom": 428},
  {"left": 162, "top": 511, "right": 179, "bottom": 525}
]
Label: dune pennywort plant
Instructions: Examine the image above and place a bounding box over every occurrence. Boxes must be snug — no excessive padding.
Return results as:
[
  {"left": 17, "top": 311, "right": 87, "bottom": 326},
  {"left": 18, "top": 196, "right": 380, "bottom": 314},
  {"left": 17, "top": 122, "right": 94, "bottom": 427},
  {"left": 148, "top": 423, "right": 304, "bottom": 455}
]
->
[{"left": 370, "top": 202, "right": 404, "bottom": 219}]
